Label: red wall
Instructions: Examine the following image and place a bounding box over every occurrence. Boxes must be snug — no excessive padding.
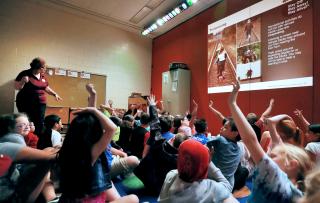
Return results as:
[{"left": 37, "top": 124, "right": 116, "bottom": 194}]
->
[{"left": 151, "top": 0, "right": 320, "bottom": 134}]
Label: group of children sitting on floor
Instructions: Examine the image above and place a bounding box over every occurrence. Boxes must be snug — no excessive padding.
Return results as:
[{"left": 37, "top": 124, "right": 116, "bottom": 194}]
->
[{"left": 1, "top": 79, "right": 320, "bottom": 203}]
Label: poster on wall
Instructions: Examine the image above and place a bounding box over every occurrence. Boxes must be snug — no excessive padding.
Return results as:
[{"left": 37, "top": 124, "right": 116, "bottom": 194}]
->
[
  {"left": 207, "top": 0, "right": 313, "bottom": 93},
  {"left": 67, "top": 70, "right": 78, "bottom": 78},
  {"left": 80, "top": 72, "right": 91, "bottom": 79},
  {"left": 55, "top": 68, "right": 66, "bottom": 76}
]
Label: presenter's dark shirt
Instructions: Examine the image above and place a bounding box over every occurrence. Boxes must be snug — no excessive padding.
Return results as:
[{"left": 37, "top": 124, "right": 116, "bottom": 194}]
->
[{"left": 15, "top": 69, "right": 48, "bottom": 104}]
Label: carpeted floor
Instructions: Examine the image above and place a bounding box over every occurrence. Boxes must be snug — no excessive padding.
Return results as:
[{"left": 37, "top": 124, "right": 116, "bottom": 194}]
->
[{"left": 114, "top": 174, "right": 253, "bottom": 203}]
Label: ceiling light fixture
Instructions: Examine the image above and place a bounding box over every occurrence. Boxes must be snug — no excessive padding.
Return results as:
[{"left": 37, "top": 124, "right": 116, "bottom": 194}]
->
[
  {"left": 181, "top": 3, "right": 188, "bottom": 9},
  {"left": 162, "top": 16, "right": 168, "bottom": 22},
  {"left": 157, "top": 19, "right": 165, "bottom": 26},
  {"left": 142, "top": 0, "right": 197, "bottom": 36},
  {"left": 187, "top": 0, "right": 198, "bottom": 6}
]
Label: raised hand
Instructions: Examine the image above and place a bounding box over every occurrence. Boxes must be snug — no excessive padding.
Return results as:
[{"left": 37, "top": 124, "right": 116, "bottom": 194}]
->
[
  {"left": 185, "top": 110, "right": 190, "bottom": 116},
  {"left": 293, "top": 108, "right": 310, "bottom": 132},
  {"left": 193, "top": 99, "right": 198, "bottom": 107},
  {"left": 108, "top": 99, "right": 113, "bottom": 108},
  {"left": 293, "top": 109, "right": 303, "bottom": 118},
  {"left": 228, "top": 78, "right": 240, "bottom": 104},
  {"left": 208, "top": 99, "right": 226, "bottom": 122},
  {"left": 86, "top": 83, "right": 96, "bottom": 95},
  {"left": 192, "top": 99, "right": 198, "bottom": 109},
  {"left": 147, "top": 94, "right": 157, "bottom": 106},
  {"left": 136, "top": 109, "right": 143, "bottom": 117},
  {"left": 85, "top": 83, "right": 96, "bottom": 107},
  {"left": 269, "top": 98, "right": 275, "bottom": 107},
  {"left": 191, "top": 99, "right": 198, "bottom": 116},
  {"left": 209, "top": 100, "right": 214, "bottom": 108}
]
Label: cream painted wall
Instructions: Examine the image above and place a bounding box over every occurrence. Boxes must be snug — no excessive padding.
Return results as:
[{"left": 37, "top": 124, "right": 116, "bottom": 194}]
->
[{"left": 0, "top": 0, "right": 152, "bottom": 114}]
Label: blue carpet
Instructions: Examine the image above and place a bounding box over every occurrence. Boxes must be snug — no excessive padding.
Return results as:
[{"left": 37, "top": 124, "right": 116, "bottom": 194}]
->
[
  {"left": 237, "top": 178, "right": 253, "bottom": 203},
  {"left": 114, "top": 175, "right": 253, "bottom": 203}
]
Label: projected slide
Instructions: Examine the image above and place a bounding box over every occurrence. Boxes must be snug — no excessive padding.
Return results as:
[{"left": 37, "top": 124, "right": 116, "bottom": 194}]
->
[{"left": 208, "top": 0, "right": 313, "bottom": 93}]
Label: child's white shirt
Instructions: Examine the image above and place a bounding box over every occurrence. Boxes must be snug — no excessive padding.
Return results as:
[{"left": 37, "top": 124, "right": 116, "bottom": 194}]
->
[{"left": 51, "top": 129, "right": 62, "bottom": 147}]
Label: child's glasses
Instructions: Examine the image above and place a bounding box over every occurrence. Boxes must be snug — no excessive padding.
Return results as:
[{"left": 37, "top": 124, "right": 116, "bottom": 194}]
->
[{"left": 16, "top": 123, "right": 30, "bottom": 129}]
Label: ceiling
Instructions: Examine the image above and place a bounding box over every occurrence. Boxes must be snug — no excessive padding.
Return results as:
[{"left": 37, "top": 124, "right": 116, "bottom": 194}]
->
[{"left": 44, "top": 0, "right": 222, "bottom": 38}]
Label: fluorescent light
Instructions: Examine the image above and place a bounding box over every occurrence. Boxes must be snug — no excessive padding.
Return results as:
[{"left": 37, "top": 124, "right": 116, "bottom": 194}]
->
[
  {"left": 151, "top": 23, "right": 158, "bottom": 30},
  {"left": 182, "top": 3, "right": 188, "bottom": 9},
  {"left": 142, "top": 29, "right": 150, "bottom": 35},
  {"left": 162, "top": 16, "right": 168, "bottom": 22},
  {"left": 157, "top": 19, "right": 164, "bottom": 26},
  {"left": 142, "top": 0, "right": 199, "bottom": 36}
]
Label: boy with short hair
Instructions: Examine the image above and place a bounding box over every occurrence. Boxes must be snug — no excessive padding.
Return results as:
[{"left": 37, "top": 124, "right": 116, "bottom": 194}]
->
[
  {"left": 192, "top": 118, "right": 209, "bottom": 145},
  {"left": 207, "top": 117, "right": 241, "bottom": 187}
]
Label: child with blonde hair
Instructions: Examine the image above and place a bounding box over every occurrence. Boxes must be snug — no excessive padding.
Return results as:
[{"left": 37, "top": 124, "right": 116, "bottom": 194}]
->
[
  {"left": 228, "top": 79, "right": 312, "bottom": 203},
  {"left": 298, "top": 169, "right": 320, "bottom": 203}
]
